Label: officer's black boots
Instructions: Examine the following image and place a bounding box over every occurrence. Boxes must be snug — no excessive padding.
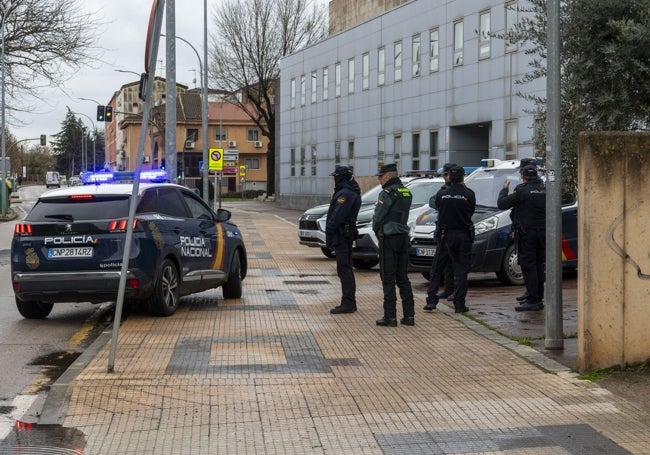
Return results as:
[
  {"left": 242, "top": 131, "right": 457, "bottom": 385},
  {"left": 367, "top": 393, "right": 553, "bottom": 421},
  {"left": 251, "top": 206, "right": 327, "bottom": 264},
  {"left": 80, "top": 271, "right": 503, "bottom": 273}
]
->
[
  {"left": 376, "top": 317, "right": 398, "bottom": 327},
  {"left": 515, "top": 300, "right": 543, "bottom": 312},
  {"left": 400, "top": 317, "right": 415, "bottom": 326},
  {"left": 330, "top": 305, "right": 357, "bottom": 314}
]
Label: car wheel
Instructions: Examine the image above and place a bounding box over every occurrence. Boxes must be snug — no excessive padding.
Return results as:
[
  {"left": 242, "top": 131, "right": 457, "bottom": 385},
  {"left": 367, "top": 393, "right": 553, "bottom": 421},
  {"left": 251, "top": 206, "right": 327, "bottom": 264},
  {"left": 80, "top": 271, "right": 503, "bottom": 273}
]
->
[
  {"left": 352, "top": 259, "right": 379, "bottom": 270},
  {"left": 15, "top": 298, "right": 53, "bottom": 319},
  {"left": 496, "top": 243, "right": 524, "bottom": 286},
  {"left": 147, "top": 258, "right": 180, "bottom": 316},
  {"left": 222, "top": 250, "right": 242, "bottom": 299},
  {"left": 320, "top": 247, "right": 335, "bottom": 258}
]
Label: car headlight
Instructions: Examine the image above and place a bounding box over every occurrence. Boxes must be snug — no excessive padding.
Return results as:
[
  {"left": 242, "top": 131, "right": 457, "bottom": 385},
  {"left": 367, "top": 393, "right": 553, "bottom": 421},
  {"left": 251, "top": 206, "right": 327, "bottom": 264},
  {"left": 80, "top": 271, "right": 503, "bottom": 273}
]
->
[
  {"left": 317, "top": 217, "right": 327, "bottom": 231},
  {"left": 474, "top": 215, "right": 499, "bottom": 235}
]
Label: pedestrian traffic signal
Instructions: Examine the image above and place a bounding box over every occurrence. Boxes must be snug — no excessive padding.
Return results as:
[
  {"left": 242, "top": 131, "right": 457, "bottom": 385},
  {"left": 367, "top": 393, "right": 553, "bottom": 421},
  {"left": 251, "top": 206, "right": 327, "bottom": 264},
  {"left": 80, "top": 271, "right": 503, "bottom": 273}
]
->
[
  {"left": 105, "top": 106, "right": 113, "bottom": 122},
  {"left": 96, "top": 105, "right": 105, "bottom": 122}
]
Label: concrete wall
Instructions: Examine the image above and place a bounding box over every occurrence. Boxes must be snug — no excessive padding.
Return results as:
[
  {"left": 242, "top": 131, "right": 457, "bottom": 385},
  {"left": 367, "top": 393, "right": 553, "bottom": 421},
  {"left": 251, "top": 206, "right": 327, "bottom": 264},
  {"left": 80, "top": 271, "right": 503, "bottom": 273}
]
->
[
  {"left": 329, "top": 0, "right": 409, "bottom": 34},
  {"left": 577, "top": 131, "right": 650, "bottom": 371}
]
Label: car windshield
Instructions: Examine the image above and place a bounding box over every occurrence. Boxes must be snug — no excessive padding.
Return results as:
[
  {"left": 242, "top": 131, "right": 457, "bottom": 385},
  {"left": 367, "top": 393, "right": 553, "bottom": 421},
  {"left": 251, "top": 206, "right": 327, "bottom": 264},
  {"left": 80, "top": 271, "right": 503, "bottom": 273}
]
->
[
  {"left": 406, "top": 179, "right": 446, "bottom": 206},
  {"left": 465, "top": 168, "right": 521, "bottom": 208},
  {"left": 361, "top": 184, "right": 382, "bottom": 203}
]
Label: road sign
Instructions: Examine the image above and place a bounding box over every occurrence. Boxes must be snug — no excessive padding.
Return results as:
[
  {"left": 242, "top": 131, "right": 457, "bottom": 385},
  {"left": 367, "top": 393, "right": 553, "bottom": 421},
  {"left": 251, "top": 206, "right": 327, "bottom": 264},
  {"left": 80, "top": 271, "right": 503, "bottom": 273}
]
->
[
  {"left": 209, "top": 148, "right": 224, "bottom": 171},
  {"left": 239, "top": 165, "right": 246, "bottom": 177}
]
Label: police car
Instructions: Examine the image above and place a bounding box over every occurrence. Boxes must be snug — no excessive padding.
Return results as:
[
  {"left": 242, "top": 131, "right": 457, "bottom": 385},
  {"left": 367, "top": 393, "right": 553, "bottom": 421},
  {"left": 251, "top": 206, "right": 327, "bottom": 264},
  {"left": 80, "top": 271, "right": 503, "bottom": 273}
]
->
[
  {"left": 408, "top": 159, "right": 578, "bottom": 284},
  {"left": 11, "top": 170, "right": 247, "bottom": 318}
]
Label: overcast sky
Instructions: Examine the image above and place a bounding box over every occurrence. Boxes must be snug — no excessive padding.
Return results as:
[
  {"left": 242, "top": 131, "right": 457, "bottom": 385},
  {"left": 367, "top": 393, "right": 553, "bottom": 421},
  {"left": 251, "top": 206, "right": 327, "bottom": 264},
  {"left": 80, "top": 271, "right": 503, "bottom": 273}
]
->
[{"left": 10, "top": 0, "right": 217, "bottom": 144}]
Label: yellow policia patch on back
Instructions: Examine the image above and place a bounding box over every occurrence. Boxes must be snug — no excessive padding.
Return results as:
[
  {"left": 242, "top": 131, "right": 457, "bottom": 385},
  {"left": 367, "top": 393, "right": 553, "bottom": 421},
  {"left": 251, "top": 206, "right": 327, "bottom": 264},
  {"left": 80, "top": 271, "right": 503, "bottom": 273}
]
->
[
  {"left": 211, "top": 223, "right": 226, "bottom": 270},
  {"left": 337, "top": 196, "right": 346, "bottom": 204}
]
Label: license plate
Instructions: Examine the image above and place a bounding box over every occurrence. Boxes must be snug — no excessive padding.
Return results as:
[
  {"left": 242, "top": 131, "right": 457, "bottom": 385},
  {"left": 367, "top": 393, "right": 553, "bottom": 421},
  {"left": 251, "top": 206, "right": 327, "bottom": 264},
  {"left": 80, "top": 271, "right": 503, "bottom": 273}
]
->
[
  {"left": 416, "top": 247, "right": 436, "bottom": 257},
  {"left": 48, "top": 247, "right": 94, "bottom": 258}
]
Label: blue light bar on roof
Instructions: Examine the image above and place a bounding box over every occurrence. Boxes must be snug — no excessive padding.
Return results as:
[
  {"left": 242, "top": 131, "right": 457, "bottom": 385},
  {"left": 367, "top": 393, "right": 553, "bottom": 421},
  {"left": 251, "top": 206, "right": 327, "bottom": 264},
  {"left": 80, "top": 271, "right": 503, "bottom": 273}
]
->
[
  {"left": 80, "top": 169, "right": 170, "bottom": 185},
  {"left": 81, "top": 172, "right": 114, "bottom": 184}
]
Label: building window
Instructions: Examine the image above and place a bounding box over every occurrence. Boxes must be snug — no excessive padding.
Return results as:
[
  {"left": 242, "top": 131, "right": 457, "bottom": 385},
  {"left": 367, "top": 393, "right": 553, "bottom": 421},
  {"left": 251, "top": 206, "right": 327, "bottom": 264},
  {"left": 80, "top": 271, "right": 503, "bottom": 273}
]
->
[
  {"left": 412, "top": 132, "right": 420, "bottom": 170},
  {"left": 362, "top": 52, "right": 369, "bottom": 90},
  {"left": 300, "top": 74, "right": 306, "bottom": 106},
  {"left": 347, "top": 141, "right": 355, "bottom": 168},
  {"left": 290, "top": 147, "right": 296, "bottom": 176},
  {"left": 429, "top": 130, "right": 439, "bottom": 170},
  {"left": 505, "top": 1, "right": 518, "bottom": 53},
  {"left": 215, "top": 128, "right": 227, "bottom": 142},
  {"left": 394, "top": 41, "right": 402, "bottom": 81},
  {"left": 393, "top": 135, "right": 402, "bottom": 167},
  {"left": 479, "top": 10, "right": 491, "bottom": 59},
  {"left": 429, "top": 28, "right": 439, "bottom": 73},
  {"left": 186, "top": 128, "right": 198, "bottom": 141},
  {"left": 335, "top": 62, "right": 341, "bottom": 97},
  {"left": 412, "top": 34, "right": 421, "bottom": 77},
  {"left": 505, "top": 120, "right": 518, "bottom": 159},
  {"left": 334, "top": 141, "right": 341, "bottom": 164},
  {"left": 290, "top": 78, "right": 296, "bottom": 108},
  {"left": 378, "top": 136, "right": 385, "bottom": 169},
  {"left": 247, "top": 129, "right": 260, "bottom": 142},
  {"left": 311, "top": 71, "right": 317, "bottom": 103},
  {"left": 244, "top": 158, "right": 260, "bottom": 170},
  {"left": 300, "top": 146, "right": 306, "bottom": 177},
  {"left": 348, "top": 58, "right": 355, "bottom": 94},
  {"left": 453, "top": 20, "right": 464, "bottom": 66},
  {"left": 311, "top": 145, "right": 317, "bottom": 176},
  {"left": 378, "top": 47, "right": 385, "bottom": 86},
  {"left": 322, "top": 67, "right": 329, "bottom": 100}
]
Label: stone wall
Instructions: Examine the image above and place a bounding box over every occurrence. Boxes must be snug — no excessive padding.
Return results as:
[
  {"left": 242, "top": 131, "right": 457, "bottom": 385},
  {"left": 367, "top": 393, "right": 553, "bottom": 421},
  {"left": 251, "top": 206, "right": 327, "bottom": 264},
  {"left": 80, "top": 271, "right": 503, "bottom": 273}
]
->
[{"left": 577, "top": 131, "right": 650, "bottom": 371}]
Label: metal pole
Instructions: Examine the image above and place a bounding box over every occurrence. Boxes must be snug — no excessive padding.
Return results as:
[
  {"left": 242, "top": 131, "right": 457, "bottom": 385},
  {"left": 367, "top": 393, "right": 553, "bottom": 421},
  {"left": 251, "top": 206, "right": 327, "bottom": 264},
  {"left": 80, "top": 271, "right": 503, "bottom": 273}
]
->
[
  {"left": 545, "top": 0, "right": 563, "bottom": 349},
  {"left": 165, "top": 0, "right": 177, "bottom": 182},
  {"left": 203, "top": 0, "right": 209, "bottom": 204},
  {"left": 1, "top": 2, "right": 13, "bottom": 218}
]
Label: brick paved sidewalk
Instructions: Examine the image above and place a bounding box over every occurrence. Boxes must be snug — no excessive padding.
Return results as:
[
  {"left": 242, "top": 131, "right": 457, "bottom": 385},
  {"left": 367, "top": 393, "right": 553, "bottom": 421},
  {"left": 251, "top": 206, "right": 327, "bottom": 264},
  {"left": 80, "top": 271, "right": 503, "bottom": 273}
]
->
[{"left": 36, "top": 204, "right": 650, "bottom": 454}]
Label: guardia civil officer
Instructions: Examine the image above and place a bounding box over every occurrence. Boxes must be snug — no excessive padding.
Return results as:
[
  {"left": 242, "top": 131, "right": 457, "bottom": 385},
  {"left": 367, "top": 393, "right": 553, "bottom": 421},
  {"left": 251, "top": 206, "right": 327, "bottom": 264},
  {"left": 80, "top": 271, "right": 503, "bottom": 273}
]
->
[
  {"left": 372, "top": 163, "right": 415, "bottom": 326},
  {"left": 424, "top": 165, "right": 476, "bottom": 313},
  {"left": 497, "top": 163, "right": 546, "bottom": 311},
  {"left": 431, "top": 162, "right": 457, "bottom": 300},
  {"left": 326, "top": 166, "right": 362, "bottom": 314}
]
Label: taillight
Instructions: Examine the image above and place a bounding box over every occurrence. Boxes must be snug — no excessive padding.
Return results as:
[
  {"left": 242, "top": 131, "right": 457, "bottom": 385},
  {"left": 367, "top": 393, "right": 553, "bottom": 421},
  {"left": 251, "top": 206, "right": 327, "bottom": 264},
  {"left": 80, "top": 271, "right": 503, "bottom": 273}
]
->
[
  {"left": 14, "top": 223, "right": 33, "bottom": 236},
  {"left": 108, "top": 218, "right": 142, "bottom": 232}
]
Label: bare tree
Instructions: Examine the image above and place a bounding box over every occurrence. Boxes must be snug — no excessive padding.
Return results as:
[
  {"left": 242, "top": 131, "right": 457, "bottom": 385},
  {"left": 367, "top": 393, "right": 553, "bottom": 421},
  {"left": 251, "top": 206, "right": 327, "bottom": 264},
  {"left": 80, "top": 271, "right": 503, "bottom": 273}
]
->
[
  {"left": 209, "top": 0, "right": 327, "bottom": 195},
  {"left": 2, "top": 0, "right": 100, "bottom": 121}
]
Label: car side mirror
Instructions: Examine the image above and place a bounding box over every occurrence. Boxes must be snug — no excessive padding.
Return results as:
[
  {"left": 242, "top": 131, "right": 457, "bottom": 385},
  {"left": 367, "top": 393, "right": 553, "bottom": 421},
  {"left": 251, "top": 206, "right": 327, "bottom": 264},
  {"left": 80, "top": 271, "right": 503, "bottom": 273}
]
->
[{"left": 216, "top": 208, "right": 231, "bottom": 222}]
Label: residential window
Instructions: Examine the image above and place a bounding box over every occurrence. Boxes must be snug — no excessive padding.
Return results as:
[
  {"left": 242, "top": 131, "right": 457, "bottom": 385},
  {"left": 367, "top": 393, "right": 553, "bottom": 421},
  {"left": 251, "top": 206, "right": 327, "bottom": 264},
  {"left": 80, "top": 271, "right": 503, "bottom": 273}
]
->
[
  {"left": 311, "top": 145, "right": 317, "bottom": 176},
  {"left": 362, "top": 52, "right": 369, "bottom": 90},
  {"left": 290, "top": 78, "right": 296, "bottom": 108},
  {"left": 393, "top": 135, "right": 402, "bottom": 168},
  {"left": 412, "top": 132, "right": 420, "bottom": 170},
  {"left": 378, "top": 47, "right": 385, "bottom": 85},
  {"left": 505, "top": 1, "right": 518, "bottom": 52},
  {"left": 247, "top": 129, "right": 260, "bottom": 142},
  {"left": 244, "top": 158, "right": 260, "bottom": 170},
  {"left": 300, "top": 146, "right": 306, "bottom": 176},
  {"left": 300, "top": 74, "right": 306, "bottom": 106},
  {"left": 429, "top": 130, "right": 439, "bottom": 170},
  {"left": 334, "top": 141, "right": 341, "bottom": 164},
  {"left": 412, "top": 34, "right": 421, "bottom": 77},
  {"left": 394, "top": 41, "right": 402, "bottom": 81},
  {"left": 505, "top": 120, "right": 518, "bottom": 159},
  {"left": 215, "top": 128, "right": 227, "bottom": 142},
  {"left": 186, "top": 128, "right": 198, "bottom": 141},
  {"left": 322, "top": 67, "right": 329, "bottom": 100},
  {"left": 335, "top": 62, "right": 341, "bottom": 97},
  {"left": 311, "top": 71, "right": 317, "bottom": 103},
  {"left": 290, "top": 147, "right": 296, "bottom": 176},
  {"left": 453, "top": 20, "right": 464, "bottom": 66},
  {"left": 348, "top": 58, "right": 355, "bottom": 94},
  {"left": 479, "top": 10, "right": 491, "bottom": 59},
  {"left": 429, "top": 28, "right": 439, "bottom": 73},
  {"left": 378, "top": 136, "right": 385, "bottom": 169},
  {"left": 347, "top": 141, "right": 355, "bottom": 168}
]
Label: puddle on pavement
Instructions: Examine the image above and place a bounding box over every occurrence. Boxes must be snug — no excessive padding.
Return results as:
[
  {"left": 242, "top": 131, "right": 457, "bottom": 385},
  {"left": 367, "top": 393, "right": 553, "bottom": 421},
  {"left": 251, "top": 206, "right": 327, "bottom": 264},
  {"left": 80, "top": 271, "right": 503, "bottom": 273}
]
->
[
  {"left": 0, "top": 421, "right": 86, "bottom": 453},
  {"left": 27, "top": 351, "right": 81, "bottom": 393}
]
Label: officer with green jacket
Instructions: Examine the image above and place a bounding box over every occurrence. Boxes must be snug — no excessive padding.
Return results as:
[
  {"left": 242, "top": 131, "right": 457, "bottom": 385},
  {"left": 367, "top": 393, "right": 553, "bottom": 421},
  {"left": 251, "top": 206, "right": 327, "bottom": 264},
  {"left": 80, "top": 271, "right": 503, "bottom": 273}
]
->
[{"left": 372, "top": 163, "right": 415, "bottom": 327}]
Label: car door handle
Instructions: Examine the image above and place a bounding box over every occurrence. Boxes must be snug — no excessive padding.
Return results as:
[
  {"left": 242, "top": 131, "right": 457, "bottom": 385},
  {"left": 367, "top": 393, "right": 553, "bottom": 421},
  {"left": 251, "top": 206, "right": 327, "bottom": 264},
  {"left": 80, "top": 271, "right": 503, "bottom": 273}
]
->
[{"left": 173, "top": 227, "right": 181, "bottom": 234}]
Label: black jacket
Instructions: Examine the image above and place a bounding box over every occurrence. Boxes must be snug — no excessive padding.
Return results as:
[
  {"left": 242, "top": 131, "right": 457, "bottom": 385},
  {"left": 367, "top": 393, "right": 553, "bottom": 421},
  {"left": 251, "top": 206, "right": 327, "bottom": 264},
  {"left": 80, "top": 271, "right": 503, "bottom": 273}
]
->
[
  {"left": 326, "top": 179, "right": 361, "bottom": 247},
  {"left": 497, "top": 177, "right": 546, "bottom": 230},
  {"left": 435, "top": 183, "right": 476, "bottom": 232}
]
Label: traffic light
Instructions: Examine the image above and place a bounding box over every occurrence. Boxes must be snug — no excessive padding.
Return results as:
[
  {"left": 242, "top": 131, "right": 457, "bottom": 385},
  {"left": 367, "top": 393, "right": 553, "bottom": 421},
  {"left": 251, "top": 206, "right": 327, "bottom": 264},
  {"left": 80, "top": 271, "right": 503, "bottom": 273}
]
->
[
  {"left": 105, "top": 106, "right": 113, "bottom": 122},
  {"left": 96, "top": 105, "right": 105, "bottom": 121},
  {"left": 40, "top": 134, "right": 46, "bottom": 146}
]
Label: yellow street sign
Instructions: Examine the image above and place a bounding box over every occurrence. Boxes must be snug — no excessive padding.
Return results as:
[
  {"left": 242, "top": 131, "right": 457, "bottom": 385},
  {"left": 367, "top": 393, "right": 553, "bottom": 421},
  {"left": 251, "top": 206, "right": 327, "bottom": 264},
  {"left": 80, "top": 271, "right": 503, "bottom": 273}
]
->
[
  {"left": 239, "top": 165, "right": 246, "bottom": 176},
  {"left": 209, "top": 148, "right": 223, "bottom": 171}
]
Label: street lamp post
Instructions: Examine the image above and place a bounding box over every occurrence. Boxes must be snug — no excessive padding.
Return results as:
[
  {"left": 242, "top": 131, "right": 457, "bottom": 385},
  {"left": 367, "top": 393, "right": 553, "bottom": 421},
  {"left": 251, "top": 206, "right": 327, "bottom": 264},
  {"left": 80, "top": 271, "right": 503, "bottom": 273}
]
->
[{"left": 1, "top": 2, "right": 15, "bottom": 218}]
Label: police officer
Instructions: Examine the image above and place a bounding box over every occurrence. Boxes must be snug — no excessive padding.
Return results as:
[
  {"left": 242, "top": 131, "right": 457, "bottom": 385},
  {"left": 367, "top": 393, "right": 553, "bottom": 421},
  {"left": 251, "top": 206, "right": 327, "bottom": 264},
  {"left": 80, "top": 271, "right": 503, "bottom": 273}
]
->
[
  {"left": 431, "top": 162, "right": 457, "bottom": 300},
  {"left": 497, "top": 162, "right": 546, "bottom": 311},
  {"left": 372, "top": 163, "right": 415, "bottom": 326},
  {"left": 326, "top": 166, "right": 362, "bottom": 314},
  {"left": 424, "top": 165, "right": 476, "bottom": 313}
]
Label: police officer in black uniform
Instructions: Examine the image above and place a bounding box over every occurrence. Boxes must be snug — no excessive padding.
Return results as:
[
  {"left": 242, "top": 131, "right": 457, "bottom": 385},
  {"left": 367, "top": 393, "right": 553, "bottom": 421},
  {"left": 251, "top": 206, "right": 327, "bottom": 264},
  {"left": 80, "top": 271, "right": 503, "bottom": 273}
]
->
[
  {"left": 497, "top": 162, "right": 546, "bottom": 311},
  {"left": 326, "top": 166, "right": 362, "bottom": 314},
  {"left": 431, "top": 162, "right": 457, "bottom": 300},
  {"left": 372, "top": 163, "right": 415, "bottom": 326},
  {"left": 424, "top": 165, "right": 476, "bottom": 313}
]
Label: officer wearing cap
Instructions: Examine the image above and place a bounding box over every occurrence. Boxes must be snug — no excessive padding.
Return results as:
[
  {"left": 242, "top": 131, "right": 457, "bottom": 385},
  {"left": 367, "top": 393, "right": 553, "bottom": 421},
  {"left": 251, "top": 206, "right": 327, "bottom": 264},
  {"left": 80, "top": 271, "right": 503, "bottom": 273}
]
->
[
  {"left": 424, "top": 165, "right": 476, "bottom": 313},
  {"left": 372, "top": 163, "right": 415, "bottom": 326},
  {"left": 327, "top": 165, "right": 362, "bottom": 314},
  {"left": 497, "top": 160, "right": 546, "bottom": 311},
  {"left": 430, "top": 162, "right": 457, "bottom": 300}
]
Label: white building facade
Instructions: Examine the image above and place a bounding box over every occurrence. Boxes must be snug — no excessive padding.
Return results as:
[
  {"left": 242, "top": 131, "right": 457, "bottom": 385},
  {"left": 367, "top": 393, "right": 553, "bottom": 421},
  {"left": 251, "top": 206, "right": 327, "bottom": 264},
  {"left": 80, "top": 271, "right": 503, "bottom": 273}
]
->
[{"left": 278, "top": 0, "right": 542, "bottom": 209}]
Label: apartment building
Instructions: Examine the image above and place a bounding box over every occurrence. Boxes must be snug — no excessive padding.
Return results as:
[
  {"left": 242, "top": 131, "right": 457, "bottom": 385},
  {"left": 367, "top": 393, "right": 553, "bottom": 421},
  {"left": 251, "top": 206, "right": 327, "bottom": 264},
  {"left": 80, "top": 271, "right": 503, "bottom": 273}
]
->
[{"left": 278, "top": 0, "right": 541, "bottom": 209}]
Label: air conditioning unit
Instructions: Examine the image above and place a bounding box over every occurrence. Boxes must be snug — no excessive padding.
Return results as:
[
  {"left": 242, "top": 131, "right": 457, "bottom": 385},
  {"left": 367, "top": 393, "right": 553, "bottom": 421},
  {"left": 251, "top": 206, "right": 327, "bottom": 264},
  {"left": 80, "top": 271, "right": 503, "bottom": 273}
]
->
[
  {"left": 185, "top": 141, "right": 195, "bottom": 149},
  {"left": 254, "top": 141, "right": 263, "bottom": 148},
  {"left": 228, "top": 140, "right": 237, "bottom": 147}
]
